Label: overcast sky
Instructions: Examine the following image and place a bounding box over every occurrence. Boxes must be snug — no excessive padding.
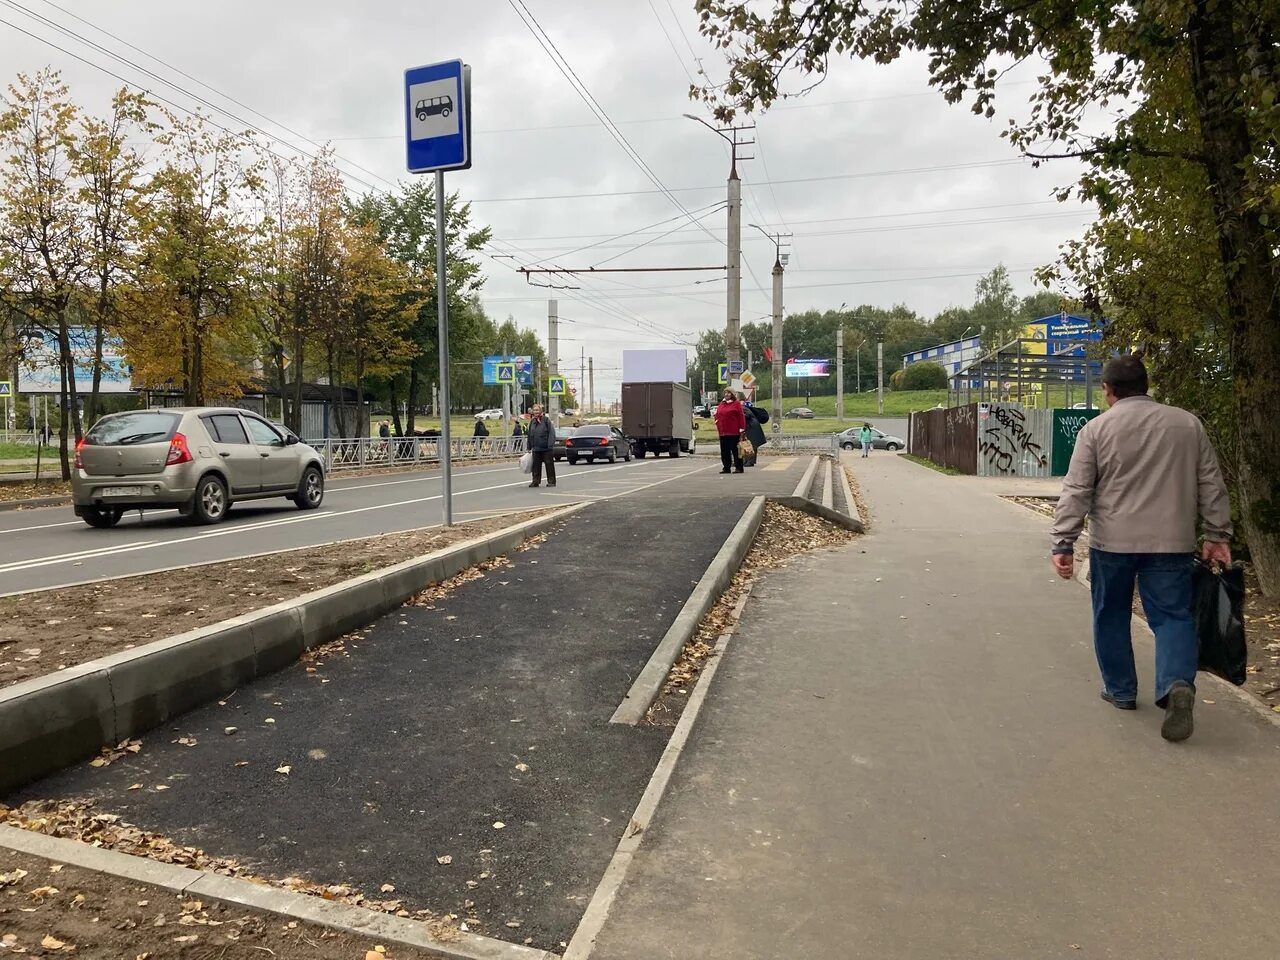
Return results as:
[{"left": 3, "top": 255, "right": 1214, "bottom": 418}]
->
[{"left": 1, "top": 0, "right": 1094, "bottom": 402}]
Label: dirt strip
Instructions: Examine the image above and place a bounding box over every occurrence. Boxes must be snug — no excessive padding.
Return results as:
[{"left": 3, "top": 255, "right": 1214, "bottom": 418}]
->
[
  {"left": 0, "top": 847, "right": 444, "bottom": 959},
  {"left": 645, "top": 501, "right": 860, "bottom": 728},
  {"left": 1, "top": 509, "right": 551, "bottom": 689}
]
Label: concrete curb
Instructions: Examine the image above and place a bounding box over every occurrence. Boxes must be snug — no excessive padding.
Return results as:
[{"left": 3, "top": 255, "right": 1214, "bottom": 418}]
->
[
  {"left": 609, "top": 496, "right": 766, "bottom": 726},
  {"left": 791, "top": 455, "right": 820, "bottom": 499},
  {"left": 821, "top": 460, "right": 834, "bottom": 511},
  {"left": 0, "top": 494, "right": 70, "bottom": 512},
  {"left": 836, "top": 456, "right": 864, "bottom": 528},
  {"left": 0, "top": 825, "right": 554, "bottom": 960},
  {"left": 771, "top": 495, "right": 865, "bottom": 534},
  {"left": 565, "top": 589, "right": 755, "bottom": 959},
  {"left": 0, "top": 504, "right": 586, "bottom": 795}
]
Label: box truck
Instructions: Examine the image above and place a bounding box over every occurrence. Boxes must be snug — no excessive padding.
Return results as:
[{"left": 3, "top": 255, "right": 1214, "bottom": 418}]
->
[{"left": 622, "top": 382, "right": 695, "bottom": 458}]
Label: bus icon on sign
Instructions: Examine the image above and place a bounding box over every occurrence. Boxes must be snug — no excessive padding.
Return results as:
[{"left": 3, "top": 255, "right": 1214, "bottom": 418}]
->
[{"left": 416, "top": 96, "right": 453, "bottom": 121}]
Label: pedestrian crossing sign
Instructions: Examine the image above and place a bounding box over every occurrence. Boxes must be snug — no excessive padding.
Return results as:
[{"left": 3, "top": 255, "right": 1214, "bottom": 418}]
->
[
  {"left": 717, "top": 363, "right": 729, "bottom": 385},
  {"left": 0, "top": 381, "right": 10, "bottom": 397},
  {"left": 495, "top": 362, "right": 515, "bottom": 385},
  {"left": 548, "top": 376, "right": 567, "bottom": 396}
]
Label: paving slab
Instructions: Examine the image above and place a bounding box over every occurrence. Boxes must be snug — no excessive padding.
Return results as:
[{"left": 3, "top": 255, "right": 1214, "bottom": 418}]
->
[
  {"left": 589, "top": 453, "right": 1280, "bottom": 960},
  {"left": 8, "top": 487, "right": 772, "bottom": 952}
]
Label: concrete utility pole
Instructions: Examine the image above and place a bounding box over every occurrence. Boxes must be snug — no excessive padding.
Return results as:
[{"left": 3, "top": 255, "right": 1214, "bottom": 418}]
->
[
  {"left": 683, "top": 116, "right": 754, "bottom": 368},
  {"left": 548, "top": 299, "right": 560, "bottom": 426},
  {"left": 771, "top": 259, "right": 783, "bottom": 433},
  {"left": 580, "top": 346, "right": 585, "bottom": 413},
  {"left": 726, "top": 166, "right": 742, "bottom": 367},
  {"left": 877, "top": 341, "right": 885, "bottom": 416},
  {"left": 836, "top": 327, "right": 845, "bottom": 423},
  {"left": 588, "top": 357, "right": 594, "bottom": 415}
]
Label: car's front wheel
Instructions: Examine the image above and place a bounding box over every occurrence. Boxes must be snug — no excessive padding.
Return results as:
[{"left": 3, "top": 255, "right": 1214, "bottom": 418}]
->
[
  {"left": 81, "top": 506, "right": 123, "bottom": 529},
  {"left": 192, "top": 474, "right": 229, "bottom": 525},
  {"left": 885, "top": 443, "right": 901, "bottom": 451},
  {"left": 295, "top": 465, "right": 324, "bottom": 510}
]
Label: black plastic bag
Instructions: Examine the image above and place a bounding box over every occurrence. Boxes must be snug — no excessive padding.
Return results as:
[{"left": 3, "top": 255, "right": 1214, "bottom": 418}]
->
[{"left": 1194, "top": 561, "right": 1247, "bottom": 686}]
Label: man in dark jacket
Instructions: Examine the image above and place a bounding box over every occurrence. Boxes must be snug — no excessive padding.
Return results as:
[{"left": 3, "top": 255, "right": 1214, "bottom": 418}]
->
[
  {"left": 742, "top": 399, "right": 767, "bottom": 466},
  {"left": 526, "top": 404, "right": 557, "bottom": 488}
]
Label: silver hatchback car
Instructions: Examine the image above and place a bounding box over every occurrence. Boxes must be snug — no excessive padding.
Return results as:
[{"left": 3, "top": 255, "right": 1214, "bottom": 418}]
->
[{"left": 72, "top": 407, "right": 326, "bottom": 528}]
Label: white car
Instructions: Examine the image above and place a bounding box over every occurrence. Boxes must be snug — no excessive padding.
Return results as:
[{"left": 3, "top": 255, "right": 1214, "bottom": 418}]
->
[{"left": 476, "top": 409, "right": 505, "bottom": 421}]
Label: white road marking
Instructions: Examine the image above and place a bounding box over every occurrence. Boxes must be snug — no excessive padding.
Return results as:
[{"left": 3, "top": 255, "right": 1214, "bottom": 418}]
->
[{"left": 0, "top": 459, "right": 684, "bottom": 576}]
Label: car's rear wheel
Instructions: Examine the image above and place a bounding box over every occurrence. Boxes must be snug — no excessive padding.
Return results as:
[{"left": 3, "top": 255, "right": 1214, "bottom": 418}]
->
[
  {"left": 669, "top": 440, "right": 681, "bottom": 458},
  {"left": 81, "top": 506, "right": 123, "bottom": 529},
  {"left": 568, "top": 455, "right": 578, "bottom": 465},
  {"left": 608, "top": 448, "right": 617, "bottom": 463},
  {"left": 295, "top": 465, "right": 324, "bottom": 510},
  {"left": 841, "top": 442, "right": 855, "bottom": 450},
  {"left": 192, "top": 474, "right": 229, "bottom": 525}
]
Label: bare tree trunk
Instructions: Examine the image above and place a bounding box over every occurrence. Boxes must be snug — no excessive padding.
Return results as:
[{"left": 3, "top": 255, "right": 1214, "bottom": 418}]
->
[
  {"left": 390, "top": 376, "right": 404, "bottom": 437},
  {"left": 1189, "top": 0, "right": 1280, "bottom": 596}
]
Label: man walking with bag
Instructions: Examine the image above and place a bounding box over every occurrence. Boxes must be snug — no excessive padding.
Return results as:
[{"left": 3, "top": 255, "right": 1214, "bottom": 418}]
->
[
  {"left": 1051, "top": 355, "right": 1232, "bottom": 742},
  {"left": 526, "top": 404, "right": 557, "bottom": 488}
]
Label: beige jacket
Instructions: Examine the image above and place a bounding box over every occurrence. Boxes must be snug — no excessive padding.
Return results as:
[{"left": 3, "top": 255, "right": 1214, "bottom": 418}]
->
[{"left": 1051, "top": 395, "right": 1231, "bottom": 553}]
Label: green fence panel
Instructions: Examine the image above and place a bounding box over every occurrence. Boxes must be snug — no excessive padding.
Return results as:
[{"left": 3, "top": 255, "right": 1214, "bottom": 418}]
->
[{"left": 1051, "top": 408, "right": 1100, "bottom": 475}]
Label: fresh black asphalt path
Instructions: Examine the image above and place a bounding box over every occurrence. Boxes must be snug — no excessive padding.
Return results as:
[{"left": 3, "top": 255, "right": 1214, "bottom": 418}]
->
[{"left": 13, "top": 484, "right": 771, "bottom": 950}]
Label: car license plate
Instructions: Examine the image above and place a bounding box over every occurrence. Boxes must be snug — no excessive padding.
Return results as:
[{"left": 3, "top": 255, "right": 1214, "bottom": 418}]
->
[{"left": 101, "top": 486, "right": 142, "bottom": 497}]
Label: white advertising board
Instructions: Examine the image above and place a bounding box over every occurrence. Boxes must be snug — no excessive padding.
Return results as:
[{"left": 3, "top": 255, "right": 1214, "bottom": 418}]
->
[{"left": 622, "top": 348, "right": 687, "bottom": 384}]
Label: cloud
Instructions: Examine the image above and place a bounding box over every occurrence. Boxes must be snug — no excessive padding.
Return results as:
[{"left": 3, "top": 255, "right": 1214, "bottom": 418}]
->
[{"left": 1, "top": 0, "right": 1094, "bottom": 400}]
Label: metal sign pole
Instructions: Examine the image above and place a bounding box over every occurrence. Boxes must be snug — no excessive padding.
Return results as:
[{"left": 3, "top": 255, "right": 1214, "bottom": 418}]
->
[{"left": 435, "top": 169, "right": 453, "bottom": 526}]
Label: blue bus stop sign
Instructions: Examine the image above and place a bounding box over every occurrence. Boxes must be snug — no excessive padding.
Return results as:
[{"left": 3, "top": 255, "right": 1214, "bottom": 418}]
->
[{"left": 405, "top": 59, "right": 471, "bottom": 173}]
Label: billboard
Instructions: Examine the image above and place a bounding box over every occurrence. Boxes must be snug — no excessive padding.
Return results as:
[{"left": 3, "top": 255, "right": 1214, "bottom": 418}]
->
[
  {"left": 785, "top": 358, "right": 831, "bottom": 378},
  {"left": 15, "top": 328, "right": 133, "bottom": 394},
  {"left": 482, "top": 355, "right": 533, "bottom": 386},
  {"left": 622, "top": 348, "right": 687, "bottom": 384}
]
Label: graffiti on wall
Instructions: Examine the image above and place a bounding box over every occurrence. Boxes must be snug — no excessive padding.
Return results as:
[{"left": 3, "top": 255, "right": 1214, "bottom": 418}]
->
[
  {"left": 979, "top": 405, "right": 1047, "bottom": 475},
  {"left": 1051, "top": 408, "right": 1100, "bottom": 475}
]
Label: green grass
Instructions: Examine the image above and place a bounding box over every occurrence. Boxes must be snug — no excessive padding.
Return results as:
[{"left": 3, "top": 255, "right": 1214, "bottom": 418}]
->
[
  {"left": 901, "top": 453, "right": 961, "bottom": 476},
  {"left": 780, "top": 390, "right": 948, "bottom": 418},
  {"left": 0, "top": 441, "right": 59, "bottom": 460}
]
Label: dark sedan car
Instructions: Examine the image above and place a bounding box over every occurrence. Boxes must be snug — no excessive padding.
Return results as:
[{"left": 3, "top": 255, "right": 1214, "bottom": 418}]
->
[{"left": 566, "top": 424, "right": 632, "bottom": 464}]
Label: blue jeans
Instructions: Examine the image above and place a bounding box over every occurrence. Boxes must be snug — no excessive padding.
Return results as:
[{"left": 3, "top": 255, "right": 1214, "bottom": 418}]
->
[{"left": 1089, "top": 549, "right": 1198, "bottom": 706}]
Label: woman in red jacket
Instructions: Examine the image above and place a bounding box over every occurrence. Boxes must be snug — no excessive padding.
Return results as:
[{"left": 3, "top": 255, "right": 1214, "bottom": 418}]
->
[{"left": 713, "top": 388, "right": 746, "bottom": 474}]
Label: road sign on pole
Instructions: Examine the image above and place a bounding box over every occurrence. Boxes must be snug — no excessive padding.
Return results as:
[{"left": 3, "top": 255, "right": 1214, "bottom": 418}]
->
[
  {"left": 0, "top": 381, "right": 11, "bottom": 397},
  {"left": 404, "top": 59, "right": 471, "bottom": 174},
  {"left": 548, "top": 376, "right": 567, "bottom": 396},
  {"left": 717, "top": 363, "right": 729, "bottom": 385},
  {"left": 405, "top": 58, "right": 473, "bottom": 527},
  {"left": 729, "top": 359, "right": 745, "bottom": 375},
  {"left": 495, "top": 362, "right": 516, "bottom": 385}
]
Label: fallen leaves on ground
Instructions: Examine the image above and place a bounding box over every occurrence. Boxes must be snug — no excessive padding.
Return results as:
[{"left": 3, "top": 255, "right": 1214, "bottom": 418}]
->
[
  {"left": 88, "top": 739, "right": 142, "bottom": 768},
  {"left": 406, "top": 555, "right": 514, "bottom": 608},
  {"left": 647, "top": 502, "right": 858, "bottom": 726},
  {"left": 0, "top": 799, "right": 462, "bottom": 932}
]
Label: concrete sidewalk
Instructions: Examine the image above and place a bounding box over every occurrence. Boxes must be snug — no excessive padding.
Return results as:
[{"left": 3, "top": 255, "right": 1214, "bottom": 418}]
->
[{"left": 590, "top": 453, "right": 1280, "bottom": 960}]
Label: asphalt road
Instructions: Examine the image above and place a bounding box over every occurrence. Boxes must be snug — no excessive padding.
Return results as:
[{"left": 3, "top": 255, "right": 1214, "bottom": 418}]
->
[{"left": 0, "top": 457, "right": 715, "bottom": 595}]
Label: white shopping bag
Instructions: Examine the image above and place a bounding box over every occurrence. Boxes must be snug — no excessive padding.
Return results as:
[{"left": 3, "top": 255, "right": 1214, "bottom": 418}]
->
[{"left": 519, "top": 452, "right": 533, "bottom": 474}]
